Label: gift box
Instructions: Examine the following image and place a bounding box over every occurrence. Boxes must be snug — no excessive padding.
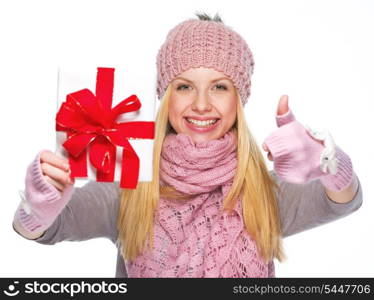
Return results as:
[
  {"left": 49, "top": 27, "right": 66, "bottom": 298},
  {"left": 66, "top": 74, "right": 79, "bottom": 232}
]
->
[{"left": 55, "top": 66, "right": 156, "bottom": 189}]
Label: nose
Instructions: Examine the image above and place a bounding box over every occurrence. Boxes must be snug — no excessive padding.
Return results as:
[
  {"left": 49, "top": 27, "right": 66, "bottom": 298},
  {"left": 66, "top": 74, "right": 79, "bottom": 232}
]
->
[{"left": 191, "top": 91, "right": 212, "bottom": 113}]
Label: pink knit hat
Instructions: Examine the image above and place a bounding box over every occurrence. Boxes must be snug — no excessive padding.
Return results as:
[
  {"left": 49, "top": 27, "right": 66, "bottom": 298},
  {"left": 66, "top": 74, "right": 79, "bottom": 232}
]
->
[{"left": 156, "top": 17, "right": 255, "bottom": 105}]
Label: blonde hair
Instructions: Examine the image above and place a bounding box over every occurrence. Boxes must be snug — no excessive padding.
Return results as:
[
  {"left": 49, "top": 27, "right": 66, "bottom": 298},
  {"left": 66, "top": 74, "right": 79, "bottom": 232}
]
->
[{"left": 116, "top": 85, "right": 284, "bottom": 263}]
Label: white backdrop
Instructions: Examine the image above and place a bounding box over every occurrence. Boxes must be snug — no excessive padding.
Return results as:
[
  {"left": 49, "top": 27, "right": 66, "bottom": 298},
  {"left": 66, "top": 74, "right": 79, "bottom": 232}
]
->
[{"left": 1, "top": 0, "right": 373, "bottom": 277}]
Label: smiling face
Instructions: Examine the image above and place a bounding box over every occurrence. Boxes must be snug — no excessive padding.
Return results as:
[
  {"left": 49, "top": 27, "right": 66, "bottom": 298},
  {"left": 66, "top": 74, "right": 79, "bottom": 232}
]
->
[{"left": 168, "top": 67, "right": 238, "bottom": 145}]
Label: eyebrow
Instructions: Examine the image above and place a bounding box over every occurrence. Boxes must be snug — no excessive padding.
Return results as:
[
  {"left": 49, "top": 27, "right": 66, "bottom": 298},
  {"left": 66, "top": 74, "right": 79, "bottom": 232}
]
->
[{"left": 173, "top": 76, "right": 231, "bottom": 83}]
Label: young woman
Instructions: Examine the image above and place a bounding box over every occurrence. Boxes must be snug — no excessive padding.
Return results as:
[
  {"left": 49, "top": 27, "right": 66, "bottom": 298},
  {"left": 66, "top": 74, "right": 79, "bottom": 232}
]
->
[{"left": 13, "top": 13, "right": 362, "bottom": 278}]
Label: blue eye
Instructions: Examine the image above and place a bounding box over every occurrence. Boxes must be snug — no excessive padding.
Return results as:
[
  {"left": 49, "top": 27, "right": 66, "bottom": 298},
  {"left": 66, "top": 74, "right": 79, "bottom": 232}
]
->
[{"left": 177, "top": 84, "right": 190, "bottom": 90}]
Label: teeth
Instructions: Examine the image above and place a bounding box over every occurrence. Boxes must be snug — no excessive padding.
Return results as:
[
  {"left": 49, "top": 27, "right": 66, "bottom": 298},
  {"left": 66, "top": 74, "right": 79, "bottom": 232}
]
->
[{"left": 187, "top": 118, "right": 218, "bottom": 126}]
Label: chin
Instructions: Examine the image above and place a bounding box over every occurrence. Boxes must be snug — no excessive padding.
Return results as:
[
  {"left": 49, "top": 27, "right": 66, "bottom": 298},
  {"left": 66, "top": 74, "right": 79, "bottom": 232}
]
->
[{"left": 189, "top": 133, "right": 222, "bottom": 145}]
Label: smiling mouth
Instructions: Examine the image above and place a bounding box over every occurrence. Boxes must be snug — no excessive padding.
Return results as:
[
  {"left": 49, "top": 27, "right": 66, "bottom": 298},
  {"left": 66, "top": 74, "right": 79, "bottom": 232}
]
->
[{"left": 185, "top": 117, "right": 220, "bottom": 127}]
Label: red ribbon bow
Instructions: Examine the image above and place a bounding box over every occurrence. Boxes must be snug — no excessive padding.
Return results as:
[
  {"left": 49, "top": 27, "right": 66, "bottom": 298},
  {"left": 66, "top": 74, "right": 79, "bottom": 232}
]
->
[{"left": 55, "top": 67, "right": 155, "bottom": 189}]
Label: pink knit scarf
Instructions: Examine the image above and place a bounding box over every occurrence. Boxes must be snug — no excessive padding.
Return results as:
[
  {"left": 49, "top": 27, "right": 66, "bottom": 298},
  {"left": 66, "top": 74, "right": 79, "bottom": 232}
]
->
[{"left": 125, "top": 130, "right": 275, "bottom": 277}]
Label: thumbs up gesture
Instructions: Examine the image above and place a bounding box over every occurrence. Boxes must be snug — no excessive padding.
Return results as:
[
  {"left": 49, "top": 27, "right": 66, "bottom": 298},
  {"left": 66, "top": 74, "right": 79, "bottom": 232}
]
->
[{"left": 262, "top": 95, "right": 354, "bottom": 191}]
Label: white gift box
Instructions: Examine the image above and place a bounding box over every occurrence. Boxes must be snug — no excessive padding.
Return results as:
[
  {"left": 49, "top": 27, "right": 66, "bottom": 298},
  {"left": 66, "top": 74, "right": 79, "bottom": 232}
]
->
[{"left": 56, "top": 66, "right": 156, "bottom": 186}]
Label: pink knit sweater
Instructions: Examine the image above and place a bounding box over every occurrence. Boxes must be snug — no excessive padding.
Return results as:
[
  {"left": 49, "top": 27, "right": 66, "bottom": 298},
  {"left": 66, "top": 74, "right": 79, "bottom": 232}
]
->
[{"left": 125, "top": 130, "right": 274, "bottom": 277}]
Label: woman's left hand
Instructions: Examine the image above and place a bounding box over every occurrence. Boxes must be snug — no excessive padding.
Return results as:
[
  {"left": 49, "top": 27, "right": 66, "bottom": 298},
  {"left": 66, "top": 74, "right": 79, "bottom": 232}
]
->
[{"left": 262, "top": 95, "right": 339, "bottom": 185}]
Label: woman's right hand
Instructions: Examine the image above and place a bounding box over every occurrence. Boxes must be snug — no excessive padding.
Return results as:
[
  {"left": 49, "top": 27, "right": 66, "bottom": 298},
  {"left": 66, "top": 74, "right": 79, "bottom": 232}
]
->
[
  {"left": 40, "top": 150, "right": 75, "bottom": 192},
  {"left": 14, "top": 150, "right": 75, "bottom": 237}
]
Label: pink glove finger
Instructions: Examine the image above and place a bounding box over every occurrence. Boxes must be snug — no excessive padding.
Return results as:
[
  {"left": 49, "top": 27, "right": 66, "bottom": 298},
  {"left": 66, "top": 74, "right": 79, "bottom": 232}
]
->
[{"left": 276, "top": 109, "right": 296, "bottom": 127}]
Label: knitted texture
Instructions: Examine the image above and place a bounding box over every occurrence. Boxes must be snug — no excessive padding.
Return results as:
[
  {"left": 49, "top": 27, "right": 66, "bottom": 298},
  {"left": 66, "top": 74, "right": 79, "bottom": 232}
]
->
[
  {"left": 264, "top": 110, "right": 354, "bottom": 191},
  {"left": 126, "top": 130, "right": 274, "bottom": 277},
  {"left": 156, "top": 19, "right": 255, "bottom": 105},
  {"left": 319, "top": 146, "right": 354, "bottom": 191},
  {"left": 14, "top": 150, "right": 74, "bottom": 235}
]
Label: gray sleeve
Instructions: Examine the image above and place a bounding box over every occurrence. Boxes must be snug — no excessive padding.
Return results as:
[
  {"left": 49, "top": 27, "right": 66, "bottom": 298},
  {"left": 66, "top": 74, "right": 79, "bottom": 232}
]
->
[
  {"left": 34, "top": 181, "right": 121, "bottom": 245},
  {"left": 270, "top": 170, "right": 363, "bottom": 238}
]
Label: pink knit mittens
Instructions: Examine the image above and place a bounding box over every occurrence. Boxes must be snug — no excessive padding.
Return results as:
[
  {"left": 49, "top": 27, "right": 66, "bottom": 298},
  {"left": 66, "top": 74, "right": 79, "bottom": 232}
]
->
[
  {"left": 263, "top": 108, "right": 354, "bottom": 192},
  {"left": 14, "top": 151, "right": 74, "bottom": 235}
]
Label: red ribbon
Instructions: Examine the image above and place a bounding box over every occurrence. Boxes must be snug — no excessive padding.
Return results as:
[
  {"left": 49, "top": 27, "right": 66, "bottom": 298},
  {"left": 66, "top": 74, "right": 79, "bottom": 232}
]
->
[{"left": 55, "top": 67, "right": 155, "bottom": 189}]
